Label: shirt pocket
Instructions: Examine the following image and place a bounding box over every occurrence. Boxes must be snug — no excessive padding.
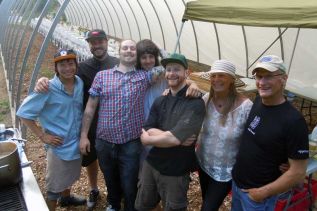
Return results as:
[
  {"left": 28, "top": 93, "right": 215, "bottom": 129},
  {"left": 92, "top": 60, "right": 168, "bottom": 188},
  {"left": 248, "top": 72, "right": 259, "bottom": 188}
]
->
[{"left": 130, "top": 74, "right": 148, "bottom": 93}]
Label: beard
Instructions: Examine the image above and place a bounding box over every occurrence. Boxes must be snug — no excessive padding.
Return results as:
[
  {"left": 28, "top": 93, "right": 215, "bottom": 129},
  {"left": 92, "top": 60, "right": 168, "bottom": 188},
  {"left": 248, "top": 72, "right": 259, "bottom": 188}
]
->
[{"left": 91, "top": 48, "right": 107, "bottom": 59}]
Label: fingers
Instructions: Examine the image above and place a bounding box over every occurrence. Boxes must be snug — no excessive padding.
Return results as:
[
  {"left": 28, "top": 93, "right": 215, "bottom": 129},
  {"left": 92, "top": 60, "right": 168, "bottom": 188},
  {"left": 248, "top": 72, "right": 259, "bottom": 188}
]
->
[
  {"left": 35, "top": 78, "right": 49, "bottom": 93},
  {"left": 80, "top": 138, "right": 90, "bottom": 155},
  {"left": 46, "top": 136, "right": 63, "bottom": 147},
  {"left": 162, "top": 89, "right": 170, "bottom": 96},
  {"left": 186, "top": 89, "right": 201, "bottom": 98}
]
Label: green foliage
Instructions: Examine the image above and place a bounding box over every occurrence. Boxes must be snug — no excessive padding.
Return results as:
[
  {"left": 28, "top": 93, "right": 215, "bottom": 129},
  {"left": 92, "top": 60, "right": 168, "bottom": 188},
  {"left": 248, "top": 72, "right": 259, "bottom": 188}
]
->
[
  {"left": 40, "top": 68, "right": 54, "bottom": 79},
  {"left": 0, "top": 100, "right": 10, "bottom": 122}
]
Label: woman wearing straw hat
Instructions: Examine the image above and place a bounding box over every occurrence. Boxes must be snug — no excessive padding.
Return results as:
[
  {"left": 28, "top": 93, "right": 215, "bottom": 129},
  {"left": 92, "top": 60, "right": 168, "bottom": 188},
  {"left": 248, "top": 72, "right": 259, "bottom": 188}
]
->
[{"left": 196, "top": 60, "right": 253, "bottom": 211}]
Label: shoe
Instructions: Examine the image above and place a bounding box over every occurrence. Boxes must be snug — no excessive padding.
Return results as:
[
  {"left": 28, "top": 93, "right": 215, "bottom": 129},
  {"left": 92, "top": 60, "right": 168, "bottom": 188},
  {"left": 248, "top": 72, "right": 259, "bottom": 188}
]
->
[
  {"left": 59, "top": 194, "right": 87, "bottom": 207},
  {"left": 87, "top": 189, "right": 99, "bottom": 210},
  {"left": 105, "top": 204, "right": 116, "bottom": 211}
]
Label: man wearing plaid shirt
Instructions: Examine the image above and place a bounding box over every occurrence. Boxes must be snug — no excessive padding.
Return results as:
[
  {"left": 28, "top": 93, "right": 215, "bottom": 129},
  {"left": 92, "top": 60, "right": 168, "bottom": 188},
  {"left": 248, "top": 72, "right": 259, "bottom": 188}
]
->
[{"left": 80, "top": 39, "right": 161, "bottom": 211}]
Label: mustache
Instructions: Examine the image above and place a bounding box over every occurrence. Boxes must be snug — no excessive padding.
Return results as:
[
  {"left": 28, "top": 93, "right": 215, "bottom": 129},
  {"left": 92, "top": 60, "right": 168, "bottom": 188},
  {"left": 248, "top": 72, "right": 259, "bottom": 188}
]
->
[{"left": 92, "top": 47, "right": 105, "bottom": 52}]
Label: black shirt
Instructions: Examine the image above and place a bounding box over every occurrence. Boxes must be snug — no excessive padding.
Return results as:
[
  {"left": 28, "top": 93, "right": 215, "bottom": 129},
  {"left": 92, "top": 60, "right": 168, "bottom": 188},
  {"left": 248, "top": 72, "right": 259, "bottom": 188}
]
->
[
  {"left": 77, "top": 55, "right": 119, "bottom": 140},
  {"left": 232, "top": 96, "right": 309, "bottom": 189},
  {"left": 145, "top": 85, "right": 206, "bottom": 176}
]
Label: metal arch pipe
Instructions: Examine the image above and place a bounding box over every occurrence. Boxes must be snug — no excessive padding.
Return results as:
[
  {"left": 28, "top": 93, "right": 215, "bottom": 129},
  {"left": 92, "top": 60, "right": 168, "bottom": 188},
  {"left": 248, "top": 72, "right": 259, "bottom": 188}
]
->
[
  {"left": 8, "top": 0, "right": 34, "bottom": 80},
  {"left": 287, "top": 28, "right": 300, "bottom": 75},
  {"left": 278, "top": 27, "right": 285, "bottom": 60},
  {"left": 241, "top": 26, "right": 250, "bottom": 77},
  {"left": 68, "top": 2, "right": 81, "bottom": 26},
  {"left": 4, "top": 0, "right": 25, "bottom": 69},
  {"left": 28, "top": 0, "right": 71, "bottom": 94},
  {"left": 100, "top": 0, "right": 117, "bottom": 38},
  {"left": 125, "top": 0, "right": 141, "bottom": 41},
  {"left": 95, "top": 0, "right": 110, "bottom": 35},
  {"left": 71, "top": 0, "right": 85, "bottom": 27},
  {"left": 116, "top": 0, "right": 132, "bottom": 39},
  {"left": 108, "top": 0, "right": 124, "bottom": 38},
  {"left": 173, "top": 21, "right": 184, "bottom": 53},
  {"left": 163, "top": 0, "right": 180, "bottom": 53},
  {"left": 247, "top": 28, "right": 288, "bottom": 71},
  {"left": 2, "top": 0, "right": 21, "bottom": 60},
  {"left": 81, "top": 0, "right": 98, "bottom": 29},
  {"left": 65, "top": 3, "right": 78, "bottom": 26},
  {"left": 11, "top": 0, "right": 43, "bottom": 106},
  {"left": 16, "top": 0, "right": 55, "bottom": 111},
  {"left": 3, "top": 0, "right": 21, "bottom": 47},
  {"left": 181, "top": 0, "right": 199, "bottom": 62},
  {"left": 7, "top": 0, "right": 32, "bottom": 89},
  {"left": 75, "top": 0, "right": 92, "bottom": 28},
  {"left": 1, "top": 0, "right": 20, "bottom": 46},
  {"left": 149, "top": 0, "right": 166, "bottom": 49},
  {"left": 89, "top": 0, "right": 104, "bottom": 30},
  {"left": 213, "top": 23, "right": 221, "bottom": 60},
  {"left": 136, "top": 0, "right": 152, "bottom": 40}
]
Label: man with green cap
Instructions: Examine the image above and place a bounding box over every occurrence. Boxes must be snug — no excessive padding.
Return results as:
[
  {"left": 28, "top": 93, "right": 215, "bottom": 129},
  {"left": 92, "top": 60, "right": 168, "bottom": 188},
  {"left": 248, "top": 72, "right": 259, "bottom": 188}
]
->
[{"left": 135, "top": 53, "right": 205, "bottom": 211}]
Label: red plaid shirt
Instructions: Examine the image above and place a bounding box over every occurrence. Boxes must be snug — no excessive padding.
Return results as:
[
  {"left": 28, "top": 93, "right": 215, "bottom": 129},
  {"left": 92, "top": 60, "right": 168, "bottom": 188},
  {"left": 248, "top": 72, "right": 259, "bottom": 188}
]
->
[{"left": 89, "top": 67, "right": 151, "bottom": 144}]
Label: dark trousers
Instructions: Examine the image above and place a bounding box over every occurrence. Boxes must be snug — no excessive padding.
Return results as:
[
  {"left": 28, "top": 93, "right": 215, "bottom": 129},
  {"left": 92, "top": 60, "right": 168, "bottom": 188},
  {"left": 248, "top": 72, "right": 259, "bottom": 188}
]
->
[
  {"left": 96, "top": 138, "right": 141, "bottom": 211},
  {"left": 198, "top": 168, "right": 232, "bottom": 211}
]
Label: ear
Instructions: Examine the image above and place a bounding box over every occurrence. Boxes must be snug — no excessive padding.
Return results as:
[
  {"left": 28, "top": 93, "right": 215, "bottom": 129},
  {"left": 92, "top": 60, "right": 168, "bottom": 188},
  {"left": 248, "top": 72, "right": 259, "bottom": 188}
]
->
[
  {"left": 185, "top": 69, "right": 189, "bottom": 78},
  {"left": 282, "top": 74, "right": 288, "bottom": 82}
]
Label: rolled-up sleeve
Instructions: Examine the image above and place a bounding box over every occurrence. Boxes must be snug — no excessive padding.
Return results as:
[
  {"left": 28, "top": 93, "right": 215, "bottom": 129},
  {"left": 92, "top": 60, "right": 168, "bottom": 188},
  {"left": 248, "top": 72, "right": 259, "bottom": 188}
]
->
[
  {"left": 16, "top": 92, "right": 49, "bottom": 120},
  {"left": 170, "top": 99, "right": 205, "bottom": 142},
  {"left": 89, "top": 72, "right": 102, "bottom": 97}
]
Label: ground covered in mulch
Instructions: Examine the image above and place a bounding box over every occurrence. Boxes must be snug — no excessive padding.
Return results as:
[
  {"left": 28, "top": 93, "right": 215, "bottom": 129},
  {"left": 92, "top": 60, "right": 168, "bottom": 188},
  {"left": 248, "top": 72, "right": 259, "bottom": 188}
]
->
[{"left": 1, "top": 27, "right": 317, "bottom": 211}]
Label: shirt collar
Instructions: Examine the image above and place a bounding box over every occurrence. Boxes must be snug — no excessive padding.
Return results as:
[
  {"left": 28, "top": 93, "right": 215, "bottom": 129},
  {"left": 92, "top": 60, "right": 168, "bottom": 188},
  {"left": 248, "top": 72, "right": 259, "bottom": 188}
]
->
[
  {"left": 51, "top": 74, "right": 79, "bottom": 92},
  {"left": 168, "top": 85, "right": 188, "bottom": 97}
]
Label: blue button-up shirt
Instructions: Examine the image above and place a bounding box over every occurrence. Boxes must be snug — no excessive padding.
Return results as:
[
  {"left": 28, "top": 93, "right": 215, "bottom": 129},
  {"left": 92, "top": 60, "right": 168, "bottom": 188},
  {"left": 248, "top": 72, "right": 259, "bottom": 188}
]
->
[{"left": 17, "top": 75, "right": 83, "bottom": 161}]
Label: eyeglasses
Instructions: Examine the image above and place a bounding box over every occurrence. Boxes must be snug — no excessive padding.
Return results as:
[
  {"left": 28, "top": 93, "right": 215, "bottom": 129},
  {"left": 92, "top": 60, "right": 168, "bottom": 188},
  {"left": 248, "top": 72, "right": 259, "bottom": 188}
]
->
[{"left": 253, "top": 73, "right": 284, "bottom": 81}]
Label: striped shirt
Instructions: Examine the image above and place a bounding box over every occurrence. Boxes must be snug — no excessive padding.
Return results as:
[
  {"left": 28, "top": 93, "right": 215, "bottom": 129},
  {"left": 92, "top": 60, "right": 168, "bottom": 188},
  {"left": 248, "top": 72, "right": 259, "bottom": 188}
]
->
[{"left": 89, "top": 67, "right": 152, "bottom": 144}]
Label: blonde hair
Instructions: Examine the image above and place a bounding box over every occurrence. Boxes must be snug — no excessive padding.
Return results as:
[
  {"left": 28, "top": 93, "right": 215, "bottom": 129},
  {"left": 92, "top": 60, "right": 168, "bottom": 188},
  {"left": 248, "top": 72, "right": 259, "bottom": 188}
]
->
[{"left": 207, "top": 80, "right": 239, "bottom": 125}]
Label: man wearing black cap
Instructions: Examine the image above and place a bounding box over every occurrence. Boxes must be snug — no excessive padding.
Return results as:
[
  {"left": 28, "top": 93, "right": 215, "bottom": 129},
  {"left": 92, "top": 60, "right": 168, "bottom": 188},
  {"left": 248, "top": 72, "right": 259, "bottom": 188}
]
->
[
  {"left": 135, "top": 53, "right": 205, "bottom": 211},
  {"left": 35, "top": 29, "right": 119, "bottom": 209},
  {"left": 78, "top": 29, "right": 119, "bottom": 209}
]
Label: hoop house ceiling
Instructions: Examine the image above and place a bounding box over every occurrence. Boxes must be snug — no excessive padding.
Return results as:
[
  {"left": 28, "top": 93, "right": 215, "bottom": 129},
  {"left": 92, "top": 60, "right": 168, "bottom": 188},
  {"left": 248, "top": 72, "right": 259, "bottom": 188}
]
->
[
  {"left": 63, "top": 0, "right": 317, "bottom": 92},
  {"left": 1, "top": 0, "right": 317, "bottom": 103}
]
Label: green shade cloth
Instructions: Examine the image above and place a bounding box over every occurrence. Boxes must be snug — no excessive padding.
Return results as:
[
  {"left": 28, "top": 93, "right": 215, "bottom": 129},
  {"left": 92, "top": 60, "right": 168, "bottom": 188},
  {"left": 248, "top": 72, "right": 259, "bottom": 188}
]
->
[{"left": 183, "top": 0, "right": 317, "bottom": 28}]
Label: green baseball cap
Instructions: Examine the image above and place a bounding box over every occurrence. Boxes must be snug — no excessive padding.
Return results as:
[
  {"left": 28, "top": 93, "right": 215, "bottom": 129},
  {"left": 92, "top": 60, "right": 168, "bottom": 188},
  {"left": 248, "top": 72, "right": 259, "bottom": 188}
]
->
[{"left": 161, "top": 53, "right": 188, "bottom": 69}]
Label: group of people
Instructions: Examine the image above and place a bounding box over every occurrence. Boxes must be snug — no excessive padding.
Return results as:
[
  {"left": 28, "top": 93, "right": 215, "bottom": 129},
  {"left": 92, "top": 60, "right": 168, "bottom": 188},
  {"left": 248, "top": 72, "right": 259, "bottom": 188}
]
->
[{"left": 16, "top": 28, "right": 309, "bottom": 211}]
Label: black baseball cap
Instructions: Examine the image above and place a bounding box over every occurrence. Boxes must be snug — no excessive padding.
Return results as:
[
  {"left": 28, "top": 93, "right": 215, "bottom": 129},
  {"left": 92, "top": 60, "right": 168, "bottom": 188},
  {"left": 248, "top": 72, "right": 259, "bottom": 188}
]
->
[{"left": 85, "top": 29, "right": 108, "bottom": 41}]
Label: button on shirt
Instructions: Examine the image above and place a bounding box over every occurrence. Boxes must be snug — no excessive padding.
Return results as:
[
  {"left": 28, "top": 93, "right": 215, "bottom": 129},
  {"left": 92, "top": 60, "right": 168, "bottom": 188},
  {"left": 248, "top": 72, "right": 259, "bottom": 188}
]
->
[
  {"left": 16, "top": 75, "right": 83, "bottom": 161},
  {"left": 89, "top": 67, "right": 152, "bottom": 144}
]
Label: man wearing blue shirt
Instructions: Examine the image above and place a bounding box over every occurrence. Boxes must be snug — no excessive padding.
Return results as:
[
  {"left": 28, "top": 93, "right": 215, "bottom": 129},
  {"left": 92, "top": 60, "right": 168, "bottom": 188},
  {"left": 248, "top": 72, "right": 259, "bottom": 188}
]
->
[{"left": 17, "top": 49, "right": 86, "bottom": 211}]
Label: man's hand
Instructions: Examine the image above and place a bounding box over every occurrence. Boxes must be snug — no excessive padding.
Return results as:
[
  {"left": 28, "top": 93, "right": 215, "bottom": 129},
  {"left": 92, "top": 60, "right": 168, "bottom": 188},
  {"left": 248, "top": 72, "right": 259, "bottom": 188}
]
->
[
  {"left": 141, "top": 128, "right": 150, "bottom": 145},
  {"left": 279, "top": 163, "right": 290, "bottom": 173},
  {"left": 162, "top": 89, "right": 170, "bottom": 96},
  {"left": 40, "top": 133, "right": 63, "bottom": 147},
  {"left": 186, "top": 82, "right": 201, "bottom": 98},
  {"left": 80, "top": 137, "right": 91, "bottom": 155},
  {"left": 181, "top": 134, "right": 196, "bottom": 146},
  {"left": 34, "top": 77, "right": 49, "bottom": 93},
  {"left": 242, "top": 187, "right": 269, "bottom": 203}
]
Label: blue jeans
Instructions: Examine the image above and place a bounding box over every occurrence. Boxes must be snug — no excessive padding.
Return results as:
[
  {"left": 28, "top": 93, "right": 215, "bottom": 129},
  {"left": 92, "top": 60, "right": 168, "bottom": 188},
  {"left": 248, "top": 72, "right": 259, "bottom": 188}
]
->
[
  {"left": 231, "top": 181, "right": 278, "bottom": 211},
  {"left": 96, "top": 138, "right": 142, "bottom": 211}
]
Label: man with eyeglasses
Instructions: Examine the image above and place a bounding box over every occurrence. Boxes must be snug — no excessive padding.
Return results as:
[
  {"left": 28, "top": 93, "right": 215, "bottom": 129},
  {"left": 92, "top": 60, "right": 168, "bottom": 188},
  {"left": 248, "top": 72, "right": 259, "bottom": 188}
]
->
[{"left": 231, "top": 55, "right": 309, "bottom": 211}]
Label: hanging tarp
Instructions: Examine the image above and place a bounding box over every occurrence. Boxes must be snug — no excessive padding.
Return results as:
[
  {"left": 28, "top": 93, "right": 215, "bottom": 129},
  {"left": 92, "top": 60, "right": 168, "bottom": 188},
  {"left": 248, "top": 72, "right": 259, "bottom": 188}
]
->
[{"left": 183, "top": 0, "right": 317, "bottom": 28}]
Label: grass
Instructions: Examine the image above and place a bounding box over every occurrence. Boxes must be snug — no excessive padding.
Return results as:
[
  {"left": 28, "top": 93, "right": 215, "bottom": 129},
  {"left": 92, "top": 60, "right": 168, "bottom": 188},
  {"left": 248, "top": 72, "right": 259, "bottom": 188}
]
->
[
  {"left": 0, "top": 99, "right": 10, "bottom": 122},
  {"left": 40, "top": 68, "right": 54, "bottom": 79}
]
